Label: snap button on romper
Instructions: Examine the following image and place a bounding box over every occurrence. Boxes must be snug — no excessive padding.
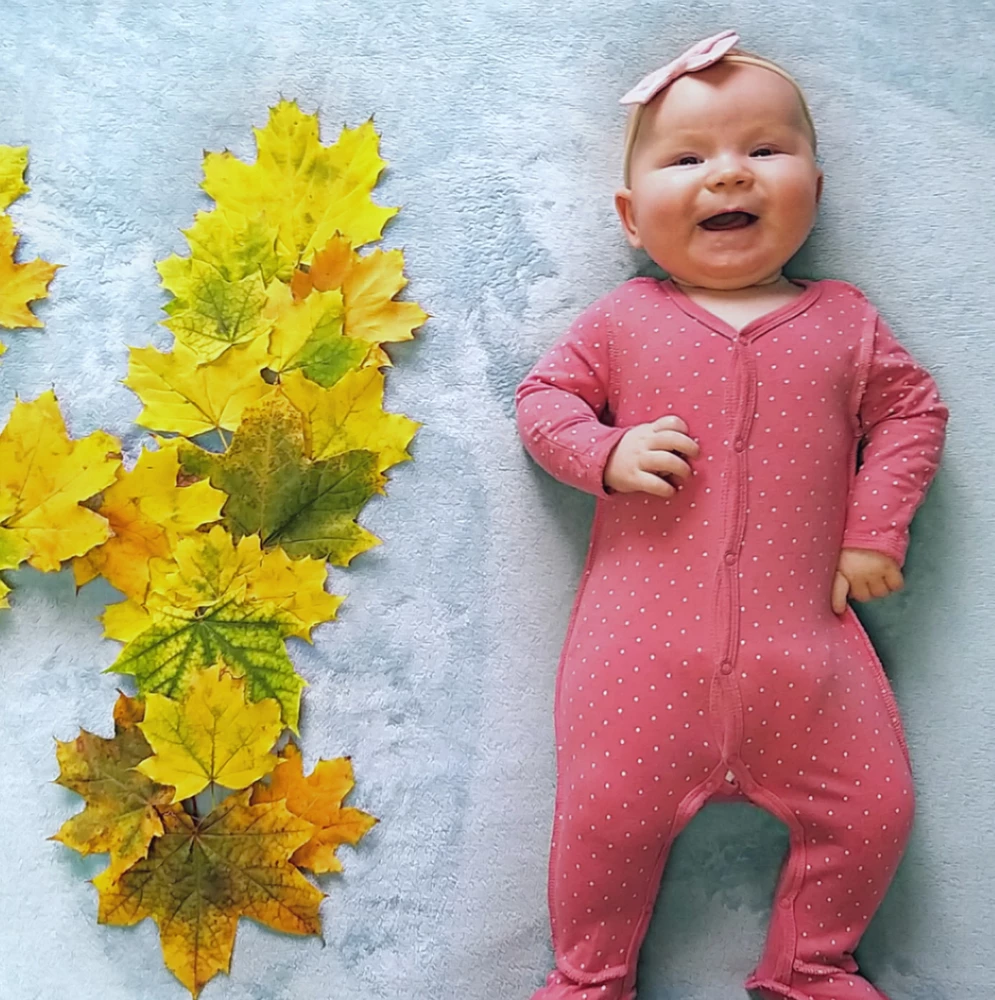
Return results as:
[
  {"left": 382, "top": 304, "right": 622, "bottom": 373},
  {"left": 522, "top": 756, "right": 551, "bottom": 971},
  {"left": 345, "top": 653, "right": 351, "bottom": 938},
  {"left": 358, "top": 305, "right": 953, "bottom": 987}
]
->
[{"left": 515, "top": 277, "right": 949, "bottom": 1000}]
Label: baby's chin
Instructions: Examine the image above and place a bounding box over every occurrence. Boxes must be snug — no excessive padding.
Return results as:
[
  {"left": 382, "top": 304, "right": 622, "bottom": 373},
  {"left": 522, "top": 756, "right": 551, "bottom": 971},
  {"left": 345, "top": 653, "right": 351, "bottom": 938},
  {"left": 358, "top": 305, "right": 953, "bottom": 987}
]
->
[{"left": 664, "top": 260, "right": 790, "bottom": 289}]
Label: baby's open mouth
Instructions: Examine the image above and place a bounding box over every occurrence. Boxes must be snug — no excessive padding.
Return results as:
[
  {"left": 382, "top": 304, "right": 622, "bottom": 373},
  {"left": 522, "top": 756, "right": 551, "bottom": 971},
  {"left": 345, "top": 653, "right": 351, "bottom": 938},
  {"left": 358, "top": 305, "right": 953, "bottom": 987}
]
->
[{"left": 699, "top": 211, "right": 759, "bottom": 231}]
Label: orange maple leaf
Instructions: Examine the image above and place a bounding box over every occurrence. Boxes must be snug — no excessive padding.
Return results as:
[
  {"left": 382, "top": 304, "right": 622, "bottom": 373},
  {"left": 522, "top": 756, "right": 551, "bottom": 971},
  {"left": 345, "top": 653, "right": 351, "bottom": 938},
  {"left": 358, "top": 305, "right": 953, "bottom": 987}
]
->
[{"left": 251, "top": 741, "right": 377, "bottom": 873}]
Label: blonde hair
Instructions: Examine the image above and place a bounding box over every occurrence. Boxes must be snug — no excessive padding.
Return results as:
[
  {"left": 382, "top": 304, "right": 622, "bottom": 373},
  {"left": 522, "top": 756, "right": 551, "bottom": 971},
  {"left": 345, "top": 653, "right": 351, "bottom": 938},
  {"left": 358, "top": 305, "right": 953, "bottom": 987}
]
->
[{"left": 621, "top": 47, "right": 817, "bottom": 186}]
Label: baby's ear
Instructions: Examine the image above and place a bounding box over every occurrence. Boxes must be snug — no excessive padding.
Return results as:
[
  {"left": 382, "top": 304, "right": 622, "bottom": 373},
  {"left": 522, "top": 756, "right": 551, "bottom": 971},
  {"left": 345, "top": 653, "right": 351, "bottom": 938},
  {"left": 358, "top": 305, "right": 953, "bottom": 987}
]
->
[{"left": 614, "top": 188, "right": 643, "bottom": 248}]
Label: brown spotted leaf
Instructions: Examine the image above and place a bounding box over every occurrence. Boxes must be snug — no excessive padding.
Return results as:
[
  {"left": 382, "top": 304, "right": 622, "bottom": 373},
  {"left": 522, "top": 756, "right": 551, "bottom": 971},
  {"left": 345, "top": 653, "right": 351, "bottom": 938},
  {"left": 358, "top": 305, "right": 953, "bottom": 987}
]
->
[
  {"left": 92, "top": 788, "right": 323, "bottom": 998},
  {"left": 50, "top": 692, "right": 177, "bottom": 878}
]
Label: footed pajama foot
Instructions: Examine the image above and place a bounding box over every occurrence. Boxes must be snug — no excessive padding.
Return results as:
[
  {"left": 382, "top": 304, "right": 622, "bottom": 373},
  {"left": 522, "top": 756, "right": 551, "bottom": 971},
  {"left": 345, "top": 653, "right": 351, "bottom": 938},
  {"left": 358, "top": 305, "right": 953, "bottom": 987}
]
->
[{"left": 747, "top": 966, "right": 892, "bottom": 1000}]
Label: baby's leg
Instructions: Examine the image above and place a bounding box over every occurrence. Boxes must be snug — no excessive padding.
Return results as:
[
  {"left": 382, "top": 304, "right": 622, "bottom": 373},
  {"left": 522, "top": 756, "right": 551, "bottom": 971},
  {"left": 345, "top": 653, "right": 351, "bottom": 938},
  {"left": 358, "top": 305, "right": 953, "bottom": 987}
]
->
[
  {"left": 530, "top": 702, "right": 722, "bottom": 999},
  {"left": 740, "top": 659, "right": 915, "bottom": 999}
]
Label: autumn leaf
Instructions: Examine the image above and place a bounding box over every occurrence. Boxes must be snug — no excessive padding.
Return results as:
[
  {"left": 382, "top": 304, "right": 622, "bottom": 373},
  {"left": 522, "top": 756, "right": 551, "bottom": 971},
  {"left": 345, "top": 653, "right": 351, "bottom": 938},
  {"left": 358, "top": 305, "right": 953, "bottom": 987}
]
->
[
  {"left": 291, "top": 233, "right": 429, "bottom": 348},
  {"left": 0, "top": 489, "right": 31, "bottom": 608},
  {"left": 102, "top": 524, "right": 342, "bottom": 644},
  {"left": 136, "top": 663, "right": 283, "bottom": 802},
  {"left": 93, "top": 788, "right": 323, "bottom": 998},
  {"left": 72, "top": 438, "right": 226, "bottom": 602},
  {"left": 101, "top": 525, "right": 342, "bottom": 731},
  {"left": 105, "top": 596, "right": 306, "bottom": 733},
  {"left": 179, "top": 393, "right": 384, "bottom": 565},
  {"left": 124, "top": 336, "right": 273, "bottom": 437},
  {"left": 262, "top": 281, "right": 369, "bottom": 387},
  {"left": 31, "top": 100, "right": 421, "bottom": 993},
  {"left": 235, "top": 535, "right": 345, "bottom": 643},
  {"left": 171, "top": 208, "right": 287, "bottom": 287},
  {"left": 50, "top": 691, "right": 178, "bottom": 878},
  {"left": 280, "top": 366, "right": 419, "bottom": 472},
  {"left": 251, "top": 742, "right": 377, "bottom": 874},
  {"left": 0, "top": 145, "right": 30, "bottom": 210},
  {"left": 201, "top": 100, "right": 398, "bottom": 267},
  {"left": 0, "top": 146, "right": 60, "bottom": 332},
  {"left": 158, "top": 269, "right": 270, "bottom": 362},
  {"left": 0, "top": 215, "right": 59, "bottom": 330},
  {"left": 0, "top": 389, "right": 120, "bottom": 576}
]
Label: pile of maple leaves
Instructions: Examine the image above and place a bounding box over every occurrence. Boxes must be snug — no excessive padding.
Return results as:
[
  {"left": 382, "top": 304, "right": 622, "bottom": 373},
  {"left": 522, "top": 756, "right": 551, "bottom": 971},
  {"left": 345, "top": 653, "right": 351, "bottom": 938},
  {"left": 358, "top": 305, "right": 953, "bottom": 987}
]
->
[{"left": 0, "top": 101, "right": 426, "bottom": 997}]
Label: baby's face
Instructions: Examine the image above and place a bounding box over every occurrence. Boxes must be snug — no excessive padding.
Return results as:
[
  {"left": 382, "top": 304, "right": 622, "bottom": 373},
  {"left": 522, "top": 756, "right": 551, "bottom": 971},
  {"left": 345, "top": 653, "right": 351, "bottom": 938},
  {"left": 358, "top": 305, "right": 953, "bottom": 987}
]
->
[{"left": 615, "top": 61, "right": 823, "bottom": 288}]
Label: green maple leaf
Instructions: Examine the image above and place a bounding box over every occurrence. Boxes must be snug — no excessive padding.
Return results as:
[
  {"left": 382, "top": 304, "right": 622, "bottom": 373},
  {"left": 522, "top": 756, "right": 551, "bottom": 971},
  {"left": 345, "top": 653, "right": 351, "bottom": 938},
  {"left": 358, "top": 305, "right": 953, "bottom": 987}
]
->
[
  {"left": 279, "top": 298, "right": 368, "bottom": 388},
  {"left": 104, "top": 596, "right": 307, "bottom": 733},
  {"left": 180, "top": 393, "right": 384, "bottom": 565}
]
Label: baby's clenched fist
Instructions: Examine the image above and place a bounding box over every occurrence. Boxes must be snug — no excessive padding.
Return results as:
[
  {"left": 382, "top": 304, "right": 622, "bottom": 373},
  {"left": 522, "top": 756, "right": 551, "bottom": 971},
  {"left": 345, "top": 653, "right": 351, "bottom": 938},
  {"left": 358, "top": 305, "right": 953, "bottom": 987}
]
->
[
  {"left": 831, "top": 547, "right": 904, "bottom": 615},
  {"left": 603, "top": 415, "right": 700, "bottom": 499}
]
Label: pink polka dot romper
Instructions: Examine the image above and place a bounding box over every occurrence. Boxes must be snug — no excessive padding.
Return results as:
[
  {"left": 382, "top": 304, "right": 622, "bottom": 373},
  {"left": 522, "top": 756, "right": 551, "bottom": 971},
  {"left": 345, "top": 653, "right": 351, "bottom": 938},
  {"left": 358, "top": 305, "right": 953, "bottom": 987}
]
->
[{"left": 514, "top": 276, "right": 949, "bottom": 1000}]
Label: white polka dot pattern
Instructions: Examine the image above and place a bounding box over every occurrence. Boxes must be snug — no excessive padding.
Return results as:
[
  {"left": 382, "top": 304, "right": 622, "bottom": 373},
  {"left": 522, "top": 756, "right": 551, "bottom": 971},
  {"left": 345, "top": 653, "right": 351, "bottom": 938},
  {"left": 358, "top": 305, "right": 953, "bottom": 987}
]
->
[{"left": 515, "top": 277, "right": 949, "bottom": 1000}]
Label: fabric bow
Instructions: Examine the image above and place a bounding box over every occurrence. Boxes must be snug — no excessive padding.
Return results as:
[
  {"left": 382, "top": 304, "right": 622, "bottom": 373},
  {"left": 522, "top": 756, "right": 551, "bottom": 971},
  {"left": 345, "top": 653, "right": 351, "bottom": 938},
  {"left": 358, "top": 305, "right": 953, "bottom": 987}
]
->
[{"left": 619, "top": 29, "right": 740, "bottom": 105}]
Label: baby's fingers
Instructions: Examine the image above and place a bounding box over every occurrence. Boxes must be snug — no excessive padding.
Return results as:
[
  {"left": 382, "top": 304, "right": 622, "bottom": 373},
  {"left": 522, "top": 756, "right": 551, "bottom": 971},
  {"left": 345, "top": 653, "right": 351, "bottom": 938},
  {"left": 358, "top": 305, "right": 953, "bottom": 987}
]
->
[
  {"left": 866, "top": 573, "right": 893, "bottom": 599},
  {"left": 831, "top": 571, "right": 849, "bottom": 615},
  {"left": 640, "top": 449, "right": 692, "bottom": 480},
  {"left": 650, "top": 429, "right": 700, "bottom": 458},
  {"left": 634, "top": 470, "right": 677, "bottom": 499}
]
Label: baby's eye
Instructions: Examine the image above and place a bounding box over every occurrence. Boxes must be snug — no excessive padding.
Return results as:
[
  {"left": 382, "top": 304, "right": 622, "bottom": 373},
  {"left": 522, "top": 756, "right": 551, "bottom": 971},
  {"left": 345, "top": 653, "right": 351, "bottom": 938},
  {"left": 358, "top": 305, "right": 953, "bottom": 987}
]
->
[
  {"left": 751, "top": 147, "right": 777, "bottom": 157},
  {"left": 673, "top": 155, "right": 700, "bottom": 166}
]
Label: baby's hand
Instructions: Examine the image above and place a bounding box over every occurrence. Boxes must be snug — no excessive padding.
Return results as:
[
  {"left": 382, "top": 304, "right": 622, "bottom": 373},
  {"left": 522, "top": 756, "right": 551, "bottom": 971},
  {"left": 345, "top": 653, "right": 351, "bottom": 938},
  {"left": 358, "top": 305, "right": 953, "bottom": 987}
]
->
[
  {"left": 603, "top": 415, "right": 700, "bottom": 499},
  {"left": 831, "top": 548, "right": 904, "bottom": 615}
]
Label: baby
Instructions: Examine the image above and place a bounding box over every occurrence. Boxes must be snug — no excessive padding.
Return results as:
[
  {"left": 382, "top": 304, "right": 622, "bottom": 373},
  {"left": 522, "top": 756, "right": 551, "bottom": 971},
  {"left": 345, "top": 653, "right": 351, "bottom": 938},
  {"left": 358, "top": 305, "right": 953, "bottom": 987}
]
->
[{"left": 515, "top": 30, "right": 949, "bottom": 1000}]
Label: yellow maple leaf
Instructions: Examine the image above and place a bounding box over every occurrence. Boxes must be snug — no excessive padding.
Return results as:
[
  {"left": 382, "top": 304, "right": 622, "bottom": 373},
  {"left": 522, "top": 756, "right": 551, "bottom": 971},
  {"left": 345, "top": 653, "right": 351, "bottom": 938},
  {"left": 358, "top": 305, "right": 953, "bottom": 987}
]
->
[
  {"left": 93, "top": 788, "right": 322, "bottom": 998},
  {"left": 146, "top": 524, "right": 343, "bottom": 641},
  {"left": 50, "top": 691, "right": 178, "bottom": 878},
  {"left": 0, "top": 212, "right": 60, "bottom": 331},
  {"left": 201, "top": 100, "right": 398, "bottom": 266},
  {"left": 100, "top": 596, "right": 153, "bottom": 644},
  {"left": 251, "top": 741, "right": 377, "bottom": 874},
  {"left": 154, "top": 209, "right": 291, "bottom": 361},
  {"left": 280, "top": 366, "right": 420, "bottom": 472},
  {"left": 0, "top": 489, "right": 32, "bottom": 608},
  {"left": 0, "top": 390, "right": 120, "bottom": 574},
  {"left": 0, "top": 145, "right": 30, "bottom": 210},
  {"left": 0, "top": 145, "right": 60, "bottom": 333},
  {"left": 101, "top": 524, "right": 342, "bottom": 644},
  {"left": 293, "top": 232, "right": 429, "bottom": 347},
  {"left": 136, "top": 663, "right": 283, "bottom": 802},
  {"left": 242, "top": 537, "right": 346, "bottom": 643},
  {"left": 72, "top": 438, "right": 225, "bottom": 602},
  {"left": 123, "top": 336, "right": 272, "bottom": 437}
]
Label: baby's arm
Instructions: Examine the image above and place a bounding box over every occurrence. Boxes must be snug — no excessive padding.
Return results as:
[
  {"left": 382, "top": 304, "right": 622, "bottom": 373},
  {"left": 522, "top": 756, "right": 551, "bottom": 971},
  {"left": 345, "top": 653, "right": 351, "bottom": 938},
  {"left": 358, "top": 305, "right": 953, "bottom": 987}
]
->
[
  {"left": 515, "top": 299, "right": 629, "bottom": 497},
  {"left": 841, "top": 312, "right": 950, "bottom": 569}
]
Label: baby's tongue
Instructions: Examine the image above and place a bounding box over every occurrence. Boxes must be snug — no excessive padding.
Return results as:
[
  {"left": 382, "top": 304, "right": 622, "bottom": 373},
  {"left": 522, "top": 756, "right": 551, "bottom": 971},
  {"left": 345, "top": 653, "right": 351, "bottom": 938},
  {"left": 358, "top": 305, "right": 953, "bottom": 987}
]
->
[{"left": 701, "top": 212, "right": 753, "bottom": 231}]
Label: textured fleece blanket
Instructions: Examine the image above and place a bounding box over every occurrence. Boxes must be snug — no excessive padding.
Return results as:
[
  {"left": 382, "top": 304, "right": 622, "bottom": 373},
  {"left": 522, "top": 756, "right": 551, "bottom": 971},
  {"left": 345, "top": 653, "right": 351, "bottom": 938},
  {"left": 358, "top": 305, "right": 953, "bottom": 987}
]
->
[{"left": 0, "top": 1, "right": 987, "bottom": 997}]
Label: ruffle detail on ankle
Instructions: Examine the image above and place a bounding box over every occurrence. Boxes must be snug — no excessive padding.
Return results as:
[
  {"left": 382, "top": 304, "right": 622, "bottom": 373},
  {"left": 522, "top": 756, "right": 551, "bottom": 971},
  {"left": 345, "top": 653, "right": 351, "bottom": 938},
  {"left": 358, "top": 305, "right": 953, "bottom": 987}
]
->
[
  {"left": 556, "top": 955, "right": 628, "bottom": 987},
  {"left": 793, "top": 956, "right": 859, "bottom": 976},
  {"left": 532, "top": 967, "right": 635, "bottom": 1000},
  {"left": 743, "top": 973, "right": 814, "bottom": 1000}
]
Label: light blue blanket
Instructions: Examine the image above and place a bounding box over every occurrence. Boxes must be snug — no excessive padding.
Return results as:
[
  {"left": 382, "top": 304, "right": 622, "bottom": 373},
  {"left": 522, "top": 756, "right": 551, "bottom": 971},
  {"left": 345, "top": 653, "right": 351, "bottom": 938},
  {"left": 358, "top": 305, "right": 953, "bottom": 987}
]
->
[{"left": 0, "top": 1, "right": 987, "bottom": 997}]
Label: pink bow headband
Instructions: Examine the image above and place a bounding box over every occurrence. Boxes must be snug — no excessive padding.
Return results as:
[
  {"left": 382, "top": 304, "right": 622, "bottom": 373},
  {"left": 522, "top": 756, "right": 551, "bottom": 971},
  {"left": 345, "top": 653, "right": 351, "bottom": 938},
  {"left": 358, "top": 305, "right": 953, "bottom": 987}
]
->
[
  {"left": 618, "top": 31, "right": 817, "bottom": 185},
  {"left": 619, "top": 29, "right": 740, "bottom": 105}
]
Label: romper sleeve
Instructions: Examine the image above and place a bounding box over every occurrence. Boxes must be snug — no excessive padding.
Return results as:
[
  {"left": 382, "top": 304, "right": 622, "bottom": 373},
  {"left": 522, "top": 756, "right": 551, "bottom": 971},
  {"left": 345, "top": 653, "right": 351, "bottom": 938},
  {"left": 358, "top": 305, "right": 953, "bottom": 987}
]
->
[
  {"left": 515, "top": 298, "right": 630, "bottom": 498},
  {"left": 841, "top": 312, "right": 949, "bottom": 568}
]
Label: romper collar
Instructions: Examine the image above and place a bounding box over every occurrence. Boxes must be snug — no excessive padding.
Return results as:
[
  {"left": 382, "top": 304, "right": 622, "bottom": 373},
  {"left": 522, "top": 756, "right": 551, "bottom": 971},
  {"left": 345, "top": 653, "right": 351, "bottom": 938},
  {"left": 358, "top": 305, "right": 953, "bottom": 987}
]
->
[{"left": 660, "top": 277, "right": 825, "bottom": 342}]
